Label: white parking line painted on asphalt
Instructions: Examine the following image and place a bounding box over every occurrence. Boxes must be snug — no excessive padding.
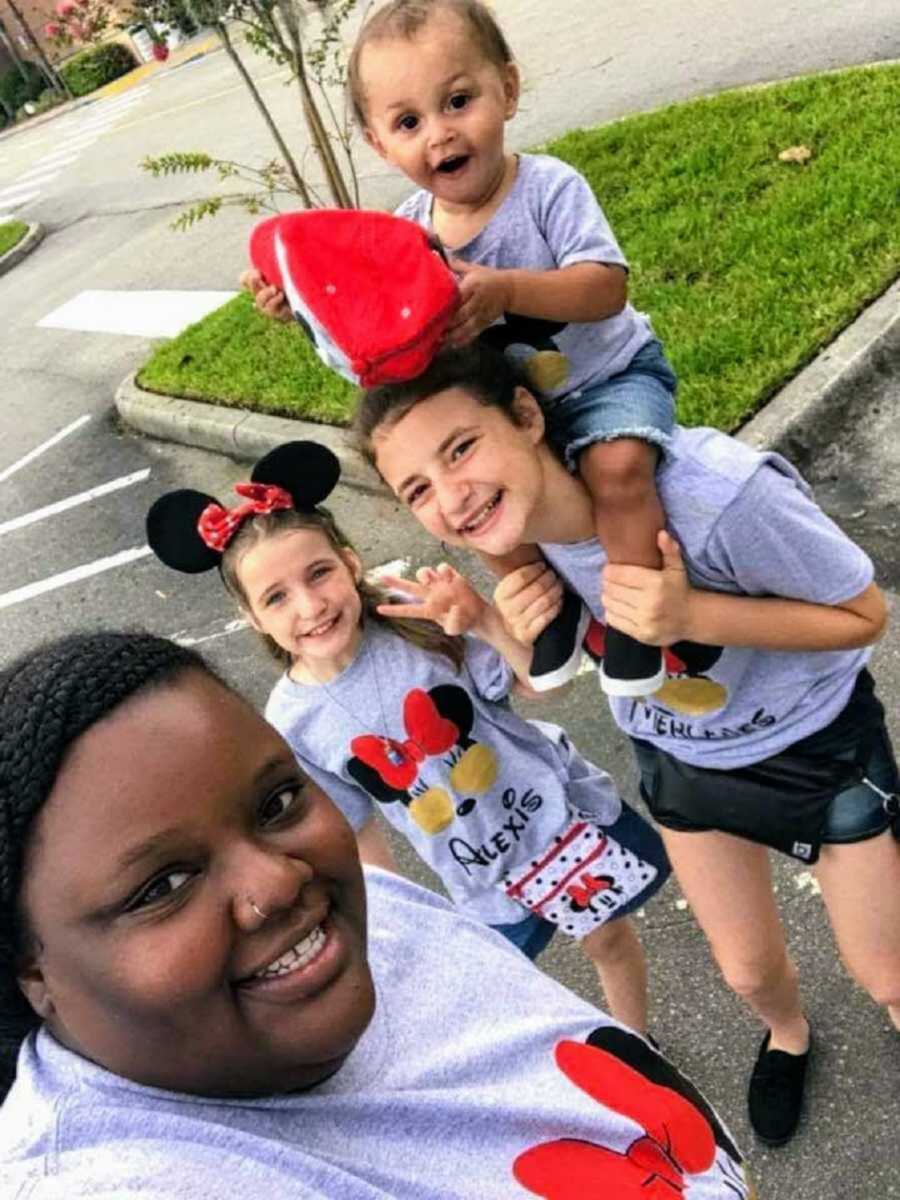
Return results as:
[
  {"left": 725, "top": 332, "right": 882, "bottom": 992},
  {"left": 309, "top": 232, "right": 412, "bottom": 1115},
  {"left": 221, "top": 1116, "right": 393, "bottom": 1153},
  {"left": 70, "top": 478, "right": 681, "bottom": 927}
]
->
[
  {"left": 369, "top": 559, "right": 412, "bottom": 581},
  {"left": 39, "top": 145, "right": 90, "bottom": 164},
  {"left": 56, "top": 134, "right": 100, "bottom": 152},
  {"left": 17, "top": 163, "right": 61, "bottom": 183},
  {"left": 0, "top": 186, "right": 41, "bottom": 208},
  {"left": 0, "top": 469, "right": 151, "bottom": 537},
  {"left": 174, "top": 616, "right": 249, "bottom": 647},
  {"left": 0, "top": 414, "right": 91, "bottom": 485},
  {"left": 0, "top": 545, "right": 152, "bottom": 611},
  {"left": 38, "top": 290, "right": 238, "bottom": 338},
  {"left": 80, "top": 100, "right": 145, "bottom": 122},
  {"left": 79, "top": 105, "right": 141, "bottom": 125}
]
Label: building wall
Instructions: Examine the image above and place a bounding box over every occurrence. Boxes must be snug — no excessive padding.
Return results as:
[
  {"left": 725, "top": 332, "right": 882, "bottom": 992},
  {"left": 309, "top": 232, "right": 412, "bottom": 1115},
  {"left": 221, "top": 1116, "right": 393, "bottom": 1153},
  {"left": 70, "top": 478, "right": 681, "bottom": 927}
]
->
[
  {"left": 0, "top": 0, "right": 59, "bottom": 64},
  {"left": 0, "top": 0, "right": 132, "bottom": 67}
]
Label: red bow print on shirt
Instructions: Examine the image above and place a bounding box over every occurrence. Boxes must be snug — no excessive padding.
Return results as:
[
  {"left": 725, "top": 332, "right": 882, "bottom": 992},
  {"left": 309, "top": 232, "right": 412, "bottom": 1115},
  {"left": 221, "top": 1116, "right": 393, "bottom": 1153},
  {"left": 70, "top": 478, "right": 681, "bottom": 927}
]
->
[
  {"left": 350, "top": 688, "right": 459, "bottom": 790},
  {"left": 514, "top": 1040, "right": 722, "bottom": 1199}
]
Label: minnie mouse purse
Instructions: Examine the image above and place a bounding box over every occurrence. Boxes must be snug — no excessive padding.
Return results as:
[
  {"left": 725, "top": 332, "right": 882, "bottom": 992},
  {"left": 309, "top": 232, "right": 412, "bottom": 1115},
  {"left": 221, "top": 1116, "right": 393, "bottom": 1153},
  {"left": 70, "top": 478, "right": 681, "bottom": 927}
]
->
[{"left": 503, "top": 820, "right": 659, "bottom": 938}]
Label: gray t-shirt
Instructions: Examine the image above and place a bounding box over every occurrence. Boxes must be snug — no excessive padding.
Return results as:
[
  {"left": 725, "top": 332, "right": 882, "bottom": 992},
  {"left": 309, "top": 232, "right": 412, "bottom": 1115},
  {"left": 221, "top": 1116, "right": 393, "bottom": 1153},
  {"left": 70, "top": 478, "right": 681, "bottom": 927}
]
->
[
  {"left": 1, "top": 869, "right": 750, "bottom": 1200},
  {"left": 540, "top": 426, "right": 874, "bottom": 768},
  {"left": 395, "top": 153, "right": 655, "bottom": 397},
  {"left": 266, "top": 625, "right": 620, "bottom": 925}
]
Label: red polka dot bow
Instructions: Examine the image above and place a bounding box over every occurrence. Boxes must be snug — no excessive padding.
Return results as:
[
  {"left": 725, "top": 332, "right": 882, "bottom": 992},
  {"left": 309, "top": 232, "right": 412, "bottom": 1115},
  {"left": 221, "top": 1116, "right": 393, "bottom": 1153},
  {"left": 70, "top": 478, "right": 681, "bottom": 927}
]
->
[{"left": 197, "top": 482, "right": 294, "bottom": 552}]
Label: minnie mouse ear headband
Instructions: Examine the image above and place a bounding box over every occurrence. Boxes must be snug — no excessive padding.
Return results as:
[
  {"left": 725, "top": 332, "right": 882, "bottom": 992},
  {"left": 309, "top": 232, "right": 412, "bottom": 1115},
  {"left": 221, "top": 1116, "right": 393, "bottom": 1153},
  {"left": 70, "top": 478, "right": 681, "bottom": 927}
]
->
[
  {"left": 146, "top": 441, "right": 341, "bottom": 574},
  {"left": 249, "top": 209, "right": 459, "bottom": 387}
]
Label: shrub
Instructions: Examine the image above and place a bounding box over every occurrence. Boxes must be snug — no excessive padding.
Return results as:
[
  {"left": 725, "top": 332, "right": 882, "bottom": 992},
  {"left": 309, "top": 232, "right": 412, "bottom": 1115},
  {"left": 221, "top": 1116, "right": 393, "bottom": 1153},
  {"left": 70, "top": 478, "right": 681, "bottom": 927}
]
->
[
  {"left": 0, "top": 61, "right": 45, "bottom": 117},
  {"left": 59, "top": 42, "right": 136, "bottom": 97},
  {"left": 31, "top": 89, "right": 67, "bottom": 116}
]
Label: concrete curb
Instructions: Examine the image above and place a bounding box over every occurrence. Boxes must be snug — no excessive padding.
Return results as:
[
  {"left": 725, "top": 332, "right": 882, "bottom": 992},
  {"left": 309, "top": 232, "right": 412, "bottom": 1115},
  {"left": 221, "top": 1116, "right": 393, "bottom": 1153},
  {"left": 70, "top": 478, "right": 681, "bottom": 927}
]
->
[
  {"left": 737, "top": 275, "right": 900, "bottom": 460},
  {"left": 115, "top": 371, "right": 383, "bottom": 493},
  {"left": 117, "top": 274, "right": 900, "bottom": 490},
  {"left": 0, "top": 222, "right": 45, "bottom": 276}
]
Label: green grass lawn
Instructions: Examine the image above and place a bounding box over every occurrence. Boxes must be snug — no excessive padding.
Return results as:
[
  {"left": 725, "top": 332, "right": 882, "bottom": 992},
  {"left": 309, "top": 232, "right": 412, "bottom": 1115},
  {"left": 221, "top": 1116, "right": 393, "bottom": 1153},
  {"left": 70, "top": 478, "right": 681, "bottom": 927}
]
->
[
  {"left": 138, "top": 63, "right": 900, "bottom": 430},
  {"left": 0, "top": 220, "right": 28, "bottom": 257}
]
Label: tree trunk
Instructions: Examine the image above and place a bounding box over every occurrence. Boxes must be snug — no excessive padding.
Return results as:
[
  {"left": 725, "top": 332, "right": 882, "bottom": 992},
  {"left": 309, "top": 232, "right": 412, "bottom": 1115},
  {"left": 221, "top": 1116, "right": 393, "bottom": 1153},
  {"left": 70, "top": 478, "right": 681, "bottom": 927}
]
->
[
  {"left": 215, "top": 20, "right": 314, "bottom": 209},
  {"left": 0, "top": 15, "right": 30, "bottom": 83},
  {"left": 3, "top": 0, "right": 71, "bottom": 97},
  {"left": 274, "top": 0, "right": 353, "bottom": 208}
]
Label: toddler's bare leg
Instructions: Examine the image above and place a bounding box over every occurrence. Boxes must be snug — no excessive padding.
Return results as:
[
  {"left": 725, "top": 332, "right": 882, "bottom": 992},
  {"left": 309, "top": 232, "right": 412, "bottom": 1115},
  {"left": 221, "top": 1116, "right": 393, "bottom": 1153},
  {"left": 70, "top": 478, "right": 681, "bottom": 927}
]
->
[
  {"left": 577, "top": 438, "right": 666, "bottom": 695},
  {"left": 578, "top": 438, "right": 664, "bottom": 569}
]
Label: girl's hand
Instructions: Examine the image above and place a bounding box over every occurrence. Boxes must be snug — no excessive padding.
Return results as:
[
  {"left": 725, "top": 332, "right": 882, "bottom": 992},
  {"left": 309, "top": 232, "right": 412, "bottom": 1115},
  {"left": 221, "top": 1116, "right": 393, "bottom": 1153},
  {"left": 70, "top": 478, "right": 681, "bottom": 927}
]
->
[
  {"left": 445, "top": 259, "right": 512, "bottom": 346},
  {"left": 493, "top": 562, "right": 564, "bottom": 646},
  {"left": 601, "top": 531, "right": 694, "bottom": 645},
  {"left": 239, "top": 268, "right": 292, "bottom": 323},
  {"left": 376, "top": 563, "right": 487, "bottom": 636}
]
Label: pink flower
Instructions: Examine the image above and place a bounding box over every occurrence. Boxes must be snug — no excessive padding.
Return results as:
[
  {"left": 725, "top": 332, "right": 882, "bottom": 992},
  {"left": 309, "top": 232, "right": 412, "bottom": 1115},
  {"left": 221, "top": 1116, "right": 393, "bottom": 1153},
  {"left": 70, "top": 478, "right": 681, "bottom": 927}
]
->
[
  {"left": 43, "top": 20, "right": 62, "bottom": 36},
  {"left": 56, "top": 0, "right": 77, "bottom": 16}
]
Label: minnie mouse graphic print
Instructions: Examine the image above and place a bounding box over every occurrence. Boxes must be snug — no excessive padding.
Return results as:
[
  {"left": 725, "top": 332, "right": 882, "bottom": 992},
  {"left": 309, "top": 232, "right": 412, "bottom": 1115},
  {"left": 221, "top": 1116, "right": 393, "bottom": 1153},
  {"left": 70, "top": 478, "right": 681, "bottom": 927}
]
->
[{"left": 266, "top": 621, "right": 667, "bottom": 929}]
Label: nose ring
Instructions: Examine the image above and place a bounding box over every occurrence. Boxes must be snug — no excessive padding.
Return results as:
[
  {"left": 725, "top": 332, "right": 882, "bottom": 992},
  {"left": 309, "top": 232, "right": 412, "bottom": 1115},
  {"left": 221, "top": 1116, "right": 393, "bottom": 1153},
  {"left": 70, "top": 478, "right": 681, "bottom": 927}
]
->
[{"left": 248, "top": 897, "right": 268, "bottom": 920}]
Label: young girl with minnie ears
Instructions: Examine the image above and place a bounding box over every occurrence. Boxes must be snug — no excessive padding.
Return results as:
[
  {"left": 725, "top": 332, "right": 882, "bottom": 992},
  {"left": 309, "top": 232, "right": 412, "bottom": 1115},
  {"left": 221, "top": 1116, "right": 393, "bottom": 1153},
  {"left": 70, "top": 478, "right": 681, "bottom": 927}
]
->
[
  {"left": 146, "top": 441, "right": 670, "bottom": 1034},
  {"left": 355, "top": 341, "right": 900, "bottom": 1149}
]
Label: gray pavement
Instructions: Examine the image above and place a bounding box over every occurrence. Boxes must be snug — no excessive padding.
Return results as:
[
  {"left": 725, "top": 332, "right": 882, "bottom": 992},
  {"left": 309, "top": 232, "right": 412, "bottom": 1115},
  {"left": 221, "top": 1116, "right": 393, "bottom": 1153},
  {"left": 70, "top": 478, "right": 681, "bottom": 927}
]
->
[{"left": 1, "top": 3, "right": 900, "bottom": 1195}]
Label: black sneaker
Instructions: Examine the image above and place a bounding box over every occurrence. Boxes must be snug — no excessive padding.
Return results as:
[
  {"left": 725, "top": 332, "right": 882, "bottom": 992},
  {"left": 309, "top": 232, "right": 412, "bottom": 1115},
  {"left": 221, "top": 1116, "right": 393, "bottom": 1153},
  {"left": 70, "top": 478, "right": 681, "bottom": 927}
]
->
[
  {"left": 527, "top": 590, "right": 591, "bottom": 691},
  {"left": 747, "top": 1030, "right": 812, "bottom": 1146},
  {"left": 600, "top": 626, "right": 666, "bottom": 697}
]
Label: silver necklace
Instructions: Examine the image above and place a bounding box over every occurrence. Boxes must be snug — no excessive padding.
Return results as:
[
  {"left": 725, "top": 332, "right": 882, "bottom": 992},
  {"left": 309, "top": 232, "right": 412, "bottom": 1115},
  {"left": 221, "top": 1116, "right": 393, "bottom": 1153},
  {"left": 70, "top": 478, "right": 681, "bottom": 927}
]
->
[{"left": 304, "top": 629, "right": 403, "bottom": 762}]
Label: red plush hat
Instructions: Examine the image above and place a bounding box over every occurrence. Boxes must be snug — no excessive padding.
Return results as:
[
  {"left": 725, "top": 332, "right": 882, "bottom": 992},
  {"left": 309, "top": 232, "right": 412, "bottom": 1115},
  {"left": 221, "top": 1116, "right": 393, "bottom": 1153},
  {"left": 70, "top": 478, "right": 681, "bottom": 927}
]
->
[{"left": 249, "top": 210, "right": 459, "bottom": 387}]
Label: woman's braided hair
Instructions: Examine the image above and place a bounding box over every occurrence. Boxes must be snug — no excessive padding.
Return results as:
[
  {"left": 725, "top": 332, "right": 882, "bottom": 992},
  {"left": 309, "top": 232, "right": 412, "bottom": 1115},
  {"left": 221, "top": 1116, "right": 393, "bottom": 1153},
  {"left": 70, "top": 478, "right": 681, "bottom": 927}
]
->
[{"left": 0, "top": 631, "right": 206, "bottom": 1101}]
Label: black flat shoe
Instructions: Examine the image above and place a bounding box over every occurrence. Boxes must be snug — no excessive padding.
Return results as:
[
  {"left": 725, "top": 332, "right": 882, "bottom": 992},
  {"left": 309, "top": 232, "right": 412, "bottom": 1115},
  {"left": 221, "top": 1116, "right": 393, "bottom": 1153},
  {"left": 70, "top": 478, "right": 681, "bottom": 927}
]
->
[
  {"left": 600, "top": 626, "right": 665, "bottom": 697},
  {"left": 527, "top": 590, "right": 590, "bottom": 691},
  {"left": 747, "top": 1029, "right": 812, "bottom": 1146}
]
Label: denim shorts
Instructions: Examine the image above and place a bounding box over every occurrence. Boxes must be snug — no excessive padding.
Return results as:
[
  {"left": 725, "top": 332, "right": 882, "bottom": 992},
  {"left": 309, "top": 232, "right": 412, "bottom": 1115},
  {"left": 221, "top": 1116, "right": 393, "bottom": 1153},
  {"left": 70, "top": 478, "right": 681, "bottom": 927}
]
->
[
  {"left": 545, "top": 338, "right": 678, "bottom": 470},
  {"left": 490, "top": 800, "right": 672, "bottom": 961},
  {"left": 632, "top": 722, "right": 900, "bottom": 846}
]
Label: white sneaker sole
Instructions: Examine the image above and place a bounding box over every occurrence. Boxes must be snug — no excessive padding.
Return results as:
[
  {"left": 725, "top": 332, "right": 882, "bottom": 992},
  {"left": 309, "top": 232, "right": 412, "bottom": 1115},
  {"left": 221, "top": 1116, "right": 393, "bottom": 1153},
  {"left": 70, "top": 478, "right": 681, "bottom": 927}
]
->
[{"left": 599, "top": 662, "right": 667, "bottom": 698}]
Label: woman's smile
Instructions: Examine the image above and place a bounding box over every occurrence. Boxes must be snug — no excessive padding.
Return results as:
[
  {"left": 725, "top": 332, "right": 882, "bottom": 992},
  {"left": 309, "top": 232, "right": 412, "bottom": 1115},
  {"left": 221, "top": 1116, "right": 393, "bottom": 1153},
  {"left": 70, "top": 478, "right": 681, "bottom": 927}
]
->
[{"left": 236, "top": 914, "right": 348, "bottom": 1003}]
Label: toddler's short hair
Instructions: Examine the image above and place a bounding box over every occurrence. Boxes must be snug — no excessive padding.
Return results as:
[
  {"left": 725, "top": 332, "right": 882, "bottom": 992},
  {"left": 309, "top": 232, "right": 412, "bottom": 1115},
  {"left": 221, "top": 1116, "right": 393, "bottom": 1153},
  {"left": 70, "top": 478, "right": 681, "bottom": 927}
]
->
[{"left": 348, "top": 0, "right": 514, "bottom": 127}]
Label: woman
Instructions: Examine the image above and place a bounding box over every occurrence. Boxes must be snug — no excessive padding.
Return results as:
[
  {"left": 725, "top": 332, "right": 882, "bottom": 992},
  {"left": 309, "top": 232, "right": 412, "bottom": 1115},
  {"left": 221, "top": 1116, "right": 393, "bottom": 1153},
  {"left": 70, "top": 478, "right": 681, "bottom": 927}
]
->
[{"left": 0, "top": 631, "right": 751, "bottom": 1198}]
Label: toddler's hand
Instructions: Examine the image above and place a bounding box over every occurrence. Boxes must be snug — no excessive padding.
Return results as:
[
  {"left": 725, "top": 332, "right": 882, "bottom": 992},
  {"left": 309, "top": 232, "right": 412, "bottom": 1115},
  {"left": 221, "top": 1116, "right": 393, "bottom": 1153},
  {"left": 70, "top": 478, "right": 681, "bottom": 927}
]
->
[
  {"left": 602, "top": 531, "right": 693, "bottom": 645},
  {"left": 240, "top": 267, "right": 292, "bottom": 323},
  {"left": 493, "top": 562, "right": 563, "bottom": 646},
  {"left": 445, "top": 259, "right": 512, "bottom": 346},
  {"left": 376, "top": 563, "right": 486, "bottom": 636}
]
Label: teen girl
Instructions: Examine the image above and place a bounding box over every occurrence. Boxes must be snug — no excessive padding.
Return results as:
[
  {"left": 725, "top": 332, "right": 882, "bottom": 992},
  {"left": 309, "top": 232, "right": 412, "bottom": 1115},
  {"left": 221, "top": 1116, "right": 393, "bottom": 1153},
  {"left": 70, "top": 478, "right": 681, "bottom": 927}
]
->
[
  {"left": 145, "top": 441, "right": 670, "bottom": 1033},
  {"left": 355, "top": 341, "right": 900, "bottom": 1147}
]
